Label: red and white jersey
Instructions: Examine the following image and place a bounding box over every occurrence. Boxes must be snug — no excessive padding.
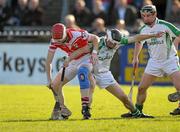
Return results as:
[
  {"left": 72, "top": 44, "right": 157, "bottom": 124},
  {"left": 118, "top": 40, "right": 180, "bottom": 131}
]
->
[{"left": 49, "top": 28, "right": 91, "bottom": 59}]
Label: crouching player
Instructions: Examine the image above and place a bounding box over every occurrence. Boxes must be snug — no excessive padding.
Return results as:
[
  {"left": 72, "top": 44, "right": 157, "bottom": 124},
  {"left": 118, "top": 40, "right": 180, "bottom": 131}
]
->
[
  {"left": 61, "top": 28, "right": 164, "bottom": 118},
  {"left": 45, "top": 23, "right": 99, "bottom": 120}
]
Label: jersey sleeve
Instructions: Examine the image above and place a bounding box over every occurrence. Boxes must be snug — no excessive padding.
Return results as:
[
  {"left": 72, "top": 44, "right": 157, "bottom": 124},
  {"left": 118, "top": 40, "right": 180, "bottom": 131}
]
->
[
  {"left": 159, "top": 20, "right": 180, "bottom": 37},
  {"left": 166, "top": 23, "right": 180, "bottom": 38}
]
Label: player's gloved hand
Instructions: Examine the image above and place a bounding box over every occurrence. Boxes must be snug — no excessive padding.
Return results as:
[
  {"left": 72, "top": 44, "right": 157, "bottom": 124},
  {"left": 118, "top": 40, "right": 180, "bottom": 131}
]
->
[
  {"left": 91, "top": 50, "right": 98, "bottom": 64},
  {"left": 63, "top": 57, "right": 70, "bottom": 67}
]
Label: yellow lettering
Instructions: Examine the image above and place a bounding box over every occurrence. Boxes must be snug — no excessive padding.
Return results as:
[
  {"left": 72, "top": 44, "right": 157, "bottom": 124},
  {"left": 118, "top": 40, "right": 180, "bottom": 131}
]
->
[
  {"left": 139, "top": 49, "right": 148, "bottom": 65},
  {"left": 124, "top": 67, "right": 171, "bottom": 83},
  {"left": 127, "top": 48, "right": 134, "bottom": 64},
  {"left": 127, "top": 48, "right": 149, "bottom": 65}
]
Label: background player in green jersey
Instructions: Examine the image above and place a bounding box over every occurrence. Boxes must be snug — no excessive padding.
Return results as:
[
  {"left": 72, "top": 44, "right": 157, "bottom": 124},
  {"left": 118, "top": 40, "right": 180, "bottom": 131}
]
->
[{"left": 122, "top": 5, "right": 180, "bottom": 118}]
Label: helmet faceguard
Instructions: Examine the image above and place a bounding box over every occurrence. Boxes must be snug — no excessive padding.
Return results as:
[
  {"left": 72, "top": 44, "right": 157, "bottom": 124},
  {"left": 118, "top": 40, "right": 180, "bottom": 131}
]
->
[{"left": 106, "top": 29, "right": 122, "bottom": 44}]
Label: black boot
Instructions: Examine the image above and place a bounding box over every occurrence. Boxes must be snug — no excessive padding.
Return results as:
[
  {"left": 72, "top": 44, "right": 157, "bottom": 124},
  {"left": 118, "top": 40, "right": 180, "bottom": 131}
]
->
[
  {"left": 170, "top": 108, "right": 180, "bottom": 115},
  {"left": 81, "top": 105, "right": 91, "bottom": 119}
]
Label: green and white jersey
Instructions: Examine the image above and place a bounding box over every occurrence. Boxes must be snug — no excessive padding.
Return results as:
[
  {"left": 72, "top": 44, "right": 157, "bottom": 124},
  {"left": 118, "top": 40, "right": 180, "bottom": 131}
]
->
[
  {"left": 139, "top": 18, "right": 180, "bottom": 60},
  {"left": 94, "top": 36, "right": 128, "bottom": 73}
]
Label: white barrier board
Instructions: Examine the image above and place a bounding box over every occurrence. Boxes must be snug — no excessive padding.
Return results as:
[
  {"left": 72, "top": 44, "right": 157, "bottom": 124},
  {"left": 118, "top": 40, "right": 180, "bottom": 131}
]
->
[{"left": 0, "top": 43, "right": 79, "bottom": 85}]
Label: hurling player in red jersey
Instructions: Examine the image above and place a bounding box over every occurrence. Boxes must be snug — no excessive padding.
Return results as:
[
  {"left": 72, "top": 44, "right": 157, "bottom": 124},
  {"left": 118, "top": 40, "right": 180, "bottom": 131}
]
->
[{"left": 45, "top": 23, "right": 99, "bottom": 119}]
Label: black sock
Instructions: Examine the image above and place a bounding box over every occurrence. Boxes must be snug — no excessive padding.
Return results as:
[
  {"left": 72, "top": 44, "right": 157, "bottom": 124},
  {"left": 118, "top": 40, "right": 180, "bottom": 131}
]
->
[
  {"left": 135, "top": 104, "right": 143, "bottom": 113},
  {"left": 132, "top": 108, "right": 141, "bottom": 116}
]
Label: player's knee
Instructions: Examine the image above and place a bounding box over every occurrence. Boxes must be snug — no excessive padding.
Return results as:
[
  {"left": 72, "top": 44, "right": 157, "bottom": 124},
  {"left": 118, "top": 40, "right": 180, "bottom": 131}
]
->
[
  {"left": 52, "top": 81, "right": 63, "bottom": 92},
  {"left": 50, "top": 83, "right": 58, "bottom": 93},
  {"left": 78, "top": 66, "right": 90, "bottom": 89}
]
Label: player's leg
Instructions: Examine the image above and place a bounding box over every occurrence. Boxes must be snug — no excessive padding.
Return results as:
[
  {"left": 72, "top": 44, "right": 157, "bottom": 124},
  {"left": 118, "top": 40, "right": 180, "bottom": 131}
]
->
[
  {"left": 50, "top": 71, "right": 69, "bottom": 120},
  {"left": 78, "top": 65, "right": 92, "bottom": 119},
  {"left": 121, "top": 73, "right": 156, "bottom": 118},
  {"left": 51, "top": 71, "right": 68, "bottom": 106},
  {"left": 50, "top": 66, "right": 76, "bottom": 119},
  {"left": 94, "top": 71, "right": 141, "bottom": 118},
  {"left": 168, "top": 71, "right": 180, "bottom": 102},
  {"left": 89, "top": 73, "right": 96, "bottom": 107},
  {"left": 135, "top": 73, "right": 156, "bottom": 113},
  {"left": 105, "top": 83, "right": 141, "bottom": 118}
]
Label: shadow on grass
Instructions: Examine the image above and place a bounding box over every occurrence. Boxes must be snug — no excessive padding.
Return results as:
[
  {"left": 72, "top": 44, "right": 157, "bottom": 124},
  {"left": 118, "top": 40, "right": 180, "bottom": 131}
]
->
[{"left": 1, "top": 116, "right": 180, "bottom": 123}]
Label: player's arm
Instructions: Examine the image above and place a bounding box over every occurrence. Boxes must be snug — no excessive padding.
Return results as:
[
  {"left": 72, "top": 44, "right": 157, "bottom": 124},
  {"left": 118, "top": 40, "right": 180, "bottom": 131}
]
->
[
  {"left": 45, "top": 46, "right": 56, "bottom": 87},
  {"left": 174, "top": 35, "right": 180, "bottom": 50},
  {"left": 63, "top": 45, "right": 90, "bottom": 67},
  {"left": 107, "top": 29, "right": 163, "bottom": 45},
  {"left": 70, "top": 45, "right": 90, "bottom": 61},
  {"left": 132, "top": 42, "right": 143, "bottom": 66},
  {"left": 88, "top": 33, "right": 99, "bottom": 64},
  {"left": 88, "top": 33, "right": 99, "bottom": 53},
  {"left": 45, "top": 51, "right": 55, "bottom": 86},
  {"left": 128, "top": 32, "right": 164, "bottom": 43}
]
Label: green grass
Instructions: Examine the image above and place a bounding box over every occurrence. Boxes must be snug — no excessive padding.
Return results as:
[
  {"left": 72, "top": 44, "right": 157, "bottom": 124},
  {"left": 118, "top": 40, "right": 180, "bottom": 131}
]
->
[{"left": 0, "top": 85, "right": 180, "bottom": 132}]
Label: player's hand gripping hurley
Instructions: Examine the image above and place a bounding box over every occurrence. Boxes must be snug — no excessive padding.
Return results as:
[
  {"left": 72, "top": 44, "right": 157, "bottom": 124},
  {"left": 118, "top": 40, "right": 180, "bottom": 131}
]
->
[{"left": 128, "top": 63, "right": 138, "bottom": 101}]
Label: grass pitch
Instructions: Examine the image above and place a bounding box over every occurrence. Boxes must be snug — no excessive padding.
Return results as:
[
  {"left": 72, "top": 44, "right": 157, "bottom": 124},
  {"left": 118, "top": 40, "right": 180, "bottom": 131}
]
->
[{"left": 0, "top": 85, "right": 180, "bottom": 132}]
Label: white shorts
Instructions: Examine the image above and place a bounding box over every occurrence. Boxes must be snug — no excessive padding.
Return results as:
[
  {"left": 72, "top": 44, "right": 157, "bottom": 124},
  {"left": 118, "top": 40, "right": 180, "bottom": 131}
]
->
[
  {"left": 145, "top": 56, "right": 180, "bottom": 77},
  {"left": 63, "top": 54, "right": 93, "bottom": 81},
  {"left": 93, "top": 71, "right": 116, "bottom": 89}
]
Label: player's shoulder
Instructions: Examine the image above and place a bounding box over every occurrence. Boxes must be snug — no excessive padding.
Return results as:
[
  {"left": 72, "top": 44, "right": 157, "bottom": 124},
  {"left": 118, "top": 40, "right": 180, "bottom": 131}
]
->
[
  {"left": 157, "top": 19, "right": 172, "bottom": 25},
  {"left": 157, "top": 19, "right": 177, "bottom": 29},
  {"left": 67, "top": 28, "right": 87, "bottom": 33},
  {"left": 67, "top": 28, "right": 89, "bottom": 39},
  {"left": 157, "top": 19, "right": 180, "bottom": 35},
  {"left": 138, "top": 24, "right": 147, "bottom": 33},
  {"left": 67, "top": 28, "right": 89, "bottom": 36}
]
